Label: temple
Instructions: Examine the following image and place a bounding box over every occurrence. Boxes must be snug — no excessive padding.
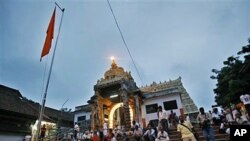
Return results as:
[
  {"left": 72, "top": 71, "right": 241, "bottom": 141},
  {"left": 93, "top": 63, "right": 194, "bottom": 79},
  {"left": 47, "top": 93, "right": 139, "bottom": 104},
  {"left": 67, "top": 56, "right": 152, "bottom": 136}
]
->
[
  {"left": 87, "top": 58, "right": 141, "bottom": 131},
  {"left": 77, "top": 58, "right": 199, "bottom": 131}
]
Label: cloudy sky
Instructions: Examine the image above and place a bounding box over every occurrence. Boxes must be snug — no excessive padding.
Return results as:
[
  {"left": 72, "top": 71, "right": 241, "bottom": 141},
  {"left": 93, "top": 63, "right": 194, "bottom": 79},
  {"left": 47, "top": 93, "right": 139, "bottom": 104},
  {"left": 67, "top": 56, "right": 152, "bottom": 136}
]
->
[{"left": 1, "top": 0, "right": 249, "bottom": 112}]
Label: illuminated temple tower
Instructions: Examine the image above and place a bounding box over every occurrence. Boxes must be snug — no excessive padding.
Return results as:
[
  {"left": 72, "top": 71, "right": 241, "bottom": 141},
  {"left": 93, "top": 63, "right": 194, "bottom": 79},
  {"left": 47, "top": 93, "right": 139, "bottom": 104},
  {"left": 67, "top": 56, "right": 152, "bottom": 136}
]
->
[
  {"left": 86, "top": 58, "right": 199, "bottom": 131},
  {"left": 88, "top": 58, "right": 142, "bottom": 131}
]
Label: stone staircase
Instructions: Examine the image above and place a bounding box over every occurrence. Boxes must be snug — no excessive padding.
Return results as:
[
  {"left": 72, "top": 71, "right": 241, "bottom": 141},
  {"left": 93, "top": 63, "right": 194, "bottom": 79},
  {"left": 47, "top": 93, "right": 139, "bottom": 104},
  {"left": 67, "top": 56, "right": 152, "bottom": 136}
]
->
[{"left": 168, "top": 125, "right": 230, "bottom": 141}]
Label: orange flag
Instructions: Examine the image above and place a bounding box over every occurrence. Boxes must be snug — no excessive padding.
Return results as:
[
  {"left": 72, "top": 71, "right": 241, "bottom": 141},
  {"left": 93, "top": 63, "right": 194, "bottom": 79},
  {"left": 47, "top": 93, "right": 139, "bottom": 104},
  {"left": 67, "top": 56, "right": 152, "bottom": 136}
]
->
[{"left": 40, "top": 8, "right": 56, "bottom": 61}]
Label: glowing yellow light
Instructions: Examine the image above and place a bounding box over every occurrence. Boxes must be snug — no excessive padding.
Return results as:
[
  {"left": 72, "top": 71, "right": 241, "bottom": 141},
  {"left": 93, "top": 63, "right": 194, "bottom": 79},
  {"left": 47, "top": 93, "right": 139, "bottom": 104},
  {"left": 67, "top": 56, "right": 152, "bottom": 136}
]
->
[
  {"left": 110, "top": 56, "right": 115, "bottom": 61},
  {"left": 109, "top": 102, "right": 133, "bottom": 128}
]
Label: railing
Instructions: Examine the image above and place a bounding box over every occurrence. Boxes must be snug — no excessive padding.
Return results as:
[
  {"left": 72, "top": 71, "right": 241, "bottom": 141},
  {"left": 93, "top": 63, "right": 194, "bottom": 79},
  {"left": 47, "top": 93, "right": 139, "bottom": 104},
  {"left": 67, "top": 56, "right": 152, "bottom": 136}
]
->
[
  {"left": 36, "top": 120, "right": 92, "bottom": 141},
  {"left": 78, "top": 120, "right": 91, "bottom": 131},
  {"left": 34, "top": 127, "right": 73, "bottom": 141}
]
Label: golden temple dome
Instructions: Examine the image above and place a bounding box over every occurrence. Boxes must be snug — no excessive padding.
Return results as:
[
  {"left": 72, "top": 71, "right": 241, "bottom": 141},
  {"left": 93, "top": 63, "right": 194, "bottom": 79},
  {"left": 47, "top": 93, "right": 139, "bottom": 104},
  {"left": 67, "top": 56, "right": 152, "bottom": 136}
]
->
[{"left": 104, "top": 58, "right": 126, "bottom": 80}]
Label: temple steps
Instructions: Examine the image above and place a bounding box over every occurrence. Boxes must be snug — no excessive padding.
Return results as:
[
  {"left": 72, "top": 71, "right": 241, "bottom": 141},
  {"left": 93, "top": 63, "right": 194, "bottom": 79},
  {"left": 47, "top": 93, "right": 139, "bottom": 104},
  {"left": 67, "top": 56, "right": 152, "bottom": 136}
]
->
[{"left": 168, "top": 125, "right": 230, "bottom": 141}]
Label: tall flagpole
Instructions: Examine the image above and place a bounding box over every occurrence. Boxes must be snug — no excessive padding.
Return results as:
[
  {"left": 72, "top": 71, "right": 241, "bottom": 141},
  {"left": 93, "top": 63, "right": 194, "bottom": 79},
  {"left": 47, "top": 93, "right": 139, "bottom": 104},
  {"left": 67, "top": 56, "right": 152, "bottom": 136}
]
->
[{"left": 36, "top": 3, "right": 65, "bottom": 140}]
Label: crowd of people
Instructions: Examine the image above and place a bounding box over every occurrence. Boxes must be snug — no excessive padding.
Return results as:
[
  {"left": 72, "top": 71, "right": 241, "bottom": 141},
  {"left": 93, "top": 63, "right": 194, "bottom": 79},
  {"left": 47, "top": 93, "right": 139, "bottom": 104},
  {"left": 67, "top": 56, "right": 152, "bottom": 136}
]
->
[
  {"left": 192, "top": 93, "right": 250, "bottom": 141},
  {"left": 72, "top": 106, "right": 180, "bottom": 141},
  {"left": 71, "top": 94, "right": 250, "bottom": 141}
]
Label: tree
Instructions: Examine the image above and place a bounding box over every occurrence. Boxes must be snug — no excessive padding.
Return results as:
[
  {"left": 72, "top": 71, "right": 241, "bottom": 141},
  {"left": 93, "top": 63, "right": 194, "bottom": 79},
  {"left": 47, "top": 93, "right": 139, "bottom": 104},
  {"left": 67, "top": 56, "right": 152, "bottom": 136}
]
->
[{"left": 211, "top": 40, "right": 250, "bottom": 107}]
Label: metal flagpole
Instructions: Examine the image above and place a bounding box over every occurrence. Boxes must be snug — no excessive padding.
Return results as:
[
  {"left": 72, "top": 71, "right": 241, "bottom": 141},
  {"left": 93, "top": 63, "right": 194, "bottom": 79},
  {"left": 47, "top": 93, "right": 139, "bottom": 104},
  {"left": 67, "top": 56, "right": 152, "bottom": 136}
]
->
[{"left": 36, "top": 3, "right": 65, "bottom": 140}]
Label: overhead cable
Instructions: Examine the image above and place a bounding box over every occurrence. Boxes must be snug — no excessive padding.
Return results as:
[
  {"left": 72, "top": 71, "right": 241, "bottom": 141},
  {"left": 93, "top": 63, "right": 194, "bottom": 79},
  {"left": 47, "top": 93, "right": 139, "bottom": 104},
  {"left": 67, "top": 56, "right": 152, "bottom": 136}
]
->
[{"left": 106, "top": 0, "right": 144, "bottom": 85}]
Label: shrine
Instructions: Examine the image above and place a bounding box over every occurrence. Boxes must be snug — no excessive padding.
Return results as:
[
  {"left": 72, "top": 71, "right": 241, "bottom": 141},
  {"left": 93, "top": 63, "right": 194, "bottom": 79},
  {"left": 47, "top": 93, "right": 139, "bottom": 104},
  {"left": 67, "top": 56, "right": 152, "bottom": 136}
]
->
[
  {"left": 87, "top": 58, "right": 142, "bottom": 131},
  {"left": 82, "top": 57, "right": 199, "bottom": 131}
]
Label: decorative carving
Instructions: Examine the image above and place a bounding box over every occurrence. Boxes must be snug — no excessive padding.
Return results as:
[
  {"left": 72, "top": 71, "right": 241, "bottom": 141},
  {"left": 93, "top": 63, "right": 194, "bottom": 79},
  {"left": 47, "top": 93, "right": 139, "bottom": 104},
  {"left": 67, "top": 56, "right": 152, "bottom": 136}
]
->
[
  {"left": 89, "top": 59, "right": 141, "bottom": 131},
  {"left": 95, "top": 59, "right": 134, "bottom": 85},
  {"left": 140, "top": 77, "right": 198, "bottom": 115},
  {"left": 93, "top": 101, "right": 99, "bottom": 128},
  {"left": 120, "top": 90, "right": 131, "bottom": 131}
]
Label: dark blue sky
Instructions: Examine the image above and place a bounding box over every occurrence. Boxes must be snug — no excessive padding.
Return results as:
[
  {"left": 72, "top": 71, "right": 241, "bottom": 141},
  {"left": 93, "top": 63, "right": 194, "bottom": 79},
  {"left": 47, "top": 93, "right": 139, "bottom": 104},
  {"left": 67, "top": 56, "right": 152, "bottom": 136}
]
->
[{"left": 1, "top": 0, "right": 250, "bottom": 112}]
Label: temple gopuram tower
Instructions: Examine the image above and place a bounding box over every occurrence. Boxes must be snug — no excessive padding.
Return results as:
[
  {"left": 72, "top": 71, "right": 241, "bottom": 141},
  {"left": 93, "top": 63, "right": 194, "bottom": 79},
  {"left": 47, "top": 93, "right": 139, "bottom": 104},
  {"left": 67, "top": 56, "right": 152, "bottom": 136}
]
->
[
  {"left": 140, "top": 77, "right": 199, "bottom": 123},
  {"left": 88, "top": 58, "right": 142, "bottom": 131}
]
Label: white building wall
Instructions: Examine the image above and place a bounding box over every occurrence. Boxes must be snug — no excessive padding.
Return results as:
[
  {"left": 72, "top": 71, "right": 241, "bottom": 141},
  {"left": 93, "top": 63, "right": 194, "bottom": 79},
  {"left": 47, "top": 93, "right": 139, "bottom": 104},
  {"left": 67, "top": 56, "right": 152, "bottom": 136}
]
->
[
  {"left": 141, "top": 93, "right": 182, "bottom": 126},
  {"left": 74, "top": 112, "right": 91, "bottom": 123}
]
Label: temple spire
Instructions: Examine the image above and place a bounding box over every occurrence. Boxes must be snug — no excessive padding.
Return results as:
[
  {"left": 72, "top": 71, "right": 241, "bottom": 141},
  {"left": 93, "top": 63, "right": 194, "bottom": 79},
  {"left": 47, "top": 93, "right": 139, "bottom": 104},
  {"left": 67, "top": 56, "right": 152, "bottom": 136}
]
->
[{"left": 110, "top": 56, "right": 117, "bottom": 69}]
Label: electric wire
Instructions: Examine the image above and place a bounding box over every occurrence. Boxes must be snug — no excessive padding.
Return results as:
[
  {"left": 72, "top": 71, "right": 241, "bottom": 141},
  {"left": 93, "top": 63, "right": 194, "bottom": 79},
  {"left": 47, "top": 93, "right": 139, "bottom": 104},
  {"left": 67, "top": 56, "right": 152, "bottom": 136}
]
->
[{"left": 106, "top": 0, "right": 144, "bottom": 85}]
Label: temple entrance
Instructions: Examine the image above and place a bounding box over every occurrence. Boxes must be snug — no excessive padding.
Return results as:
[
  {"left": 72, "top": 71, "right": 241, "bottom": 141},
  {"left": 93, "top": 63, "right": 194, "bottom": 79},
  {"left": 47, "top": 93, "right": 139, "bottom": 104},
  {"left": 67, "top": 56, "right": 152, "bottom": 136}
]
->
[
  {"left": 109, "top": 103, "right": 133, "bottom": 128},
  {"left": 88, "top": 58, "right": 142, "bottom": 131},
  {"left": 113, "top": 106, "right": 125, "bottom": 127}
]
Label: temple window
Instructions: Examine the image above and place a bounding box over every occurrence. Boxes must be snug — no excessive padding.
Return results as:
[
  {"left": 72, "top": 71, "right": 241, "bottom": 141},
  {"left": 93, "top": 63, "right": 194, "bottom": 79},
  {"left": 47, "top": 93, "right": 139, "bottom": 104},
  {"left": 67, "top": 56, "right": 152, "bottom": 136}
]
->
[
  {"left": 145, "top": 103, "right": 158, "bottom": 114},
  {"left": 163, "top": 100, "right": 178, "bottom": 110},
  {"left": 77, "top": 115, "right": 86, "bottom": 122}
]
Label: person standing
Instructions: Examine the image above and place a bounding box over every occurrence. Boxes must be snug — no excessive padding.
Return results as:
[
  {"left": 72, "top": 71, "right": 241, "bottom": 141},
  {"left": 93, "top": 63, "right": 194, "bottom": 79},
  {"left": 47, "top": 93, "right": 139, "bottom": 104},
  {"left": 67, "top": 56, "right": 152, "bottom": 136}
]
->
[
  {"left": 197, "top": 107, "right": 215, "bottom": 141},
  {"left": 157, "top": 106, "right": 169, "bottom": 134},
  {"left": 74, "top": 122, "right": 80, "bottom": 140},
  {"left": 40, "top": 124, "right": 46, "bottom": 140}
]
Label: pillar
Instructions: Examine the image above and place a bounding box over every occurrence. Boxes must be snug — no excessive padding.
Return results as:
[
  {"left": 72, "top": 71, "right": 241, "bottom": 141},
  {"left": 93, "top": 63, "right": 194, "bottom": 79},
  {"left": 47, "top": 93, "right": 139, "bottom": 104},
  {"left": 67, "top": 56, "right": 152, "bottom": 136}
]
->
[
  {"left": 134, "top": 95, "right": 141, "bottom": 124},
  {"left": 121, "top": 89, "right": 131, "bottom": 131}
]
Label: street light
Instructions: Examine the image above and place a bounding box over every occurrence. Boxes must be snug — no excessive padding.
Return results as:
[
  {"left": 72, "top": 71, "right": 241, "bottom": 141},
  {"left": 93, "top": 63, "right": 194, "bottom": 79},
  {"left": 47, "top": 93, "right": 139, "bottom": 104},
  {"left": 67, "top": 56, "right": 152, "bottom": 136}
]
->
[
  {"left": 61, "top": 98, "right": 69, "bottom": 110},
  {"left": 58, "top": 98, "right": 69, "bottom": 128}
]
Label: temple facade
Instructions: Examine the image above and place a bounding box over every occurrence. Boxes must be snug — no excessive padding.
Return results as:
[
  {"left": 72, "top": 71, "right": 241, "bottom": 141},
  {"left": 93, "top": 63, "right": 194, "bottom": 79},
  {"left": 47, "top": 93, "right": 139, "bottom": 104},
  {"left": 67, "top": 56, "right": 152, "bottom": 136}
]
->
[
  {"left": 140, "top": 78, "right": 199, "bottom": 127},
  {"left": 75, "top": 59, "right": 198, "bottom": 131},
  {"left": 87, "top": 59, "right": 142, "bottom": 131}
]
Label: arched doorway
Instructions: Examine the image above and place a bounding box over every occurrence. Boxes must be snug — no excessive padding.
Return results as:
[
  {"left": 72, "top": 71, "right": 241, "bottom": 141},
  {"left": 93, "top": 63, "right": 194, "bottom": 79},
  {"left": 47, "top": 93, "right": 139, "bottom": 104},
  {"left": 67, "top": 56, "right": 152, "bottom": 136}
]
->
[{"left": 109, "top": 102, "right": 133, "bottom": 128}]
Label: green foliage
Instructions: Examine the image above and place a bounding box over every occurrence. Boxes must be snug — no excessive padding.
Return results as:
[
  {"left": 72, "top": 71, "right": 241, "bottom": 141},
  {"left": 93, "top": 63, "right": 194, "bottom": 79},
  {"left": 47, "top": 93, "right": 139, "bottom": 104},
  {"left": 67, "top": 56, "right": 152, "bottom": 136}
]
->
[{"left": 211, "top": 41, "right": 250, "bottom": 107}]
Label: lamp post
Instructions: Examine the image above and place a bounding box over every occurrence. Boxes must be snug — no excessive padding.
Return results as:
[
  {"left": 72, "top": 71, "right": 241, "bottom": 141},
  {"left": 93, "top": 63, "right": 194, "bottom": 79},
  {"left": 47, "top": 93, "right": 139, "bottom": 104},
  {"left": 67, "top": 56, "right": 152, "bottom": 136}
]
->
[
  {"left": 58, "top": 98, "right": 69, "bottom": 128},
  {"left": 61, "top": 99, "right": 69, "bottom": 111}
]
